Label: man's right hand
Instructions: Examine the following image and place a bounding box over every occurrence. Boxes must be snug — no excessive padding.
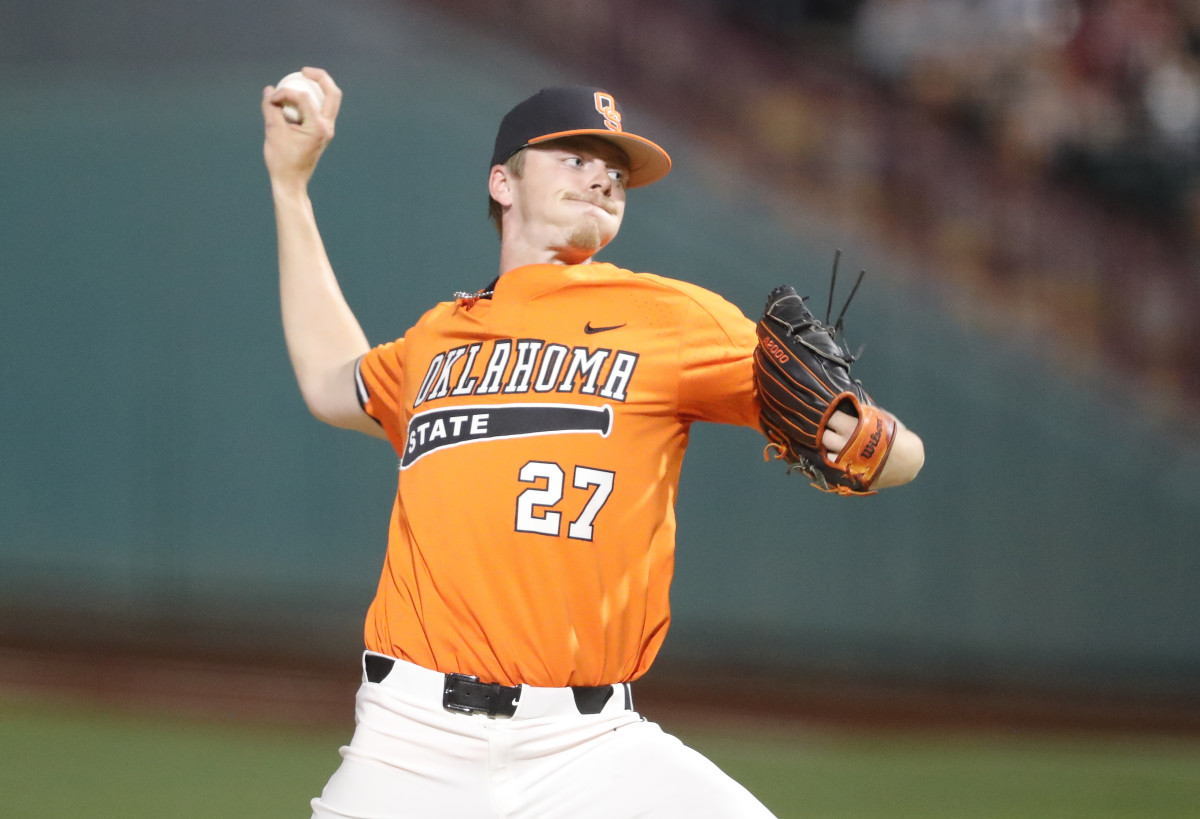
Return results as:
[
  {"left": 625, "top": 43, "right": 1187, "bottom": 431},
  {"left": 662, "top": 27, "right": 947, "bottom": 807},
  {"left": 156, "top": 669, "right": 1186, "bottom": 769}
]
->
[{"left": 262, "top": 67, "right": 341, "bottom": 194}]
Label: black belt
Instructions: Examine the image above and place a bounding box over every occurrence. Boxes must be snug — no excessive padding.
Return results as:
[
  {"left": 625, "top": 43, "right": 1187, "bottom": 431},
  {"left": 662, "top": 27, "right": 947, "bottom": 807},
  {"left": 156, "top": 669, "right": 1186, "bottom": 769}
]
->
[{"left": 364, "top": 654, "right": 631, "bottom": 718}]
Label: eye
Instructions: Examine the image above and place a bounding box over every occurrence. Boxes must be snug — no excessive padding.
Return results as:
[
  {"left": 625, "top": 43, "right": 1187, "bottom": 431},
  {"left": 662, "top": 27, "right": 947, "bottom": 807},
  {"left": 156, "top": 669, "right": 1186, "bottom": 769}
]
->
[
  {"left": 608, "top": 168, "right": 626, "bottom": 185},
  {"left": 565, "top": 155, "right": 585, "bottom": 168}
]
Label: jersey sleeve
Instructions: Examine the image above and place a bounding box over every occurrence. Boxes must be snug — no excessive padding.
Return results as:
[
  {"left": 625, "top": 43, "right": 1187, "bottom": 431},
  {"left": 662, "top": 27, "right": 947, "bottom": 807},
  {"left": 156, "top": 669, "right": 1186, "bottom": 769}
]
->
[
  {"left": 676, "top": 288, "right": 759, "bottom": 429},
  {"left": 356, "top": 339, "right": 407, "bottom": 439}
]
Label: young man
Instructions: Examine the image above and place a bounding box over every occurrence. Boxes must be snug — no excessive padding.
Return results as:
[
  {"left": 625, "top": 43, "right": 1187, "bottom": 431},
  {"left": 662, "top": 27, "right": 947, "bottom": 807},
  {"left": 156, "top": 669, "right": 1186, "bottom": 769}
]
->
[{"left": 262, "top": 69, "right": 924, "bottom": 819}]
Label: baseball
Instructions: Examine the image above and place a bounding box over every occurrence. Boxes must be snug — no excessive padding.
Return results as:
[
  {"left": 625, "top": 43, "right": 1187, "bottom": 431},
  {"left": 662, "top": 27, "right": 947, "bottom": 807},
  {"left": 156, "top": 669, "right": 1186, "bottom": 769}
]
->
[{"left": 276, "top": 71, "right": 325, "bottom": 125}]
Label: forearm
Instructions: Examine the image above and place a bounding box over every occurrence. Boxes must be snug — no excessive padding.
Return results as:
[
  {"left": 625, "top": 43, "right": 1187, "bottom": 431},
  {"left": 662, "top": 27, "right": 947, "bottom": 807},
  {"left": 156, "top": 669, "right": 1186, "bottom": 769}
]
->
[
  {"left": 274, "top": 185, "right": 371, "bottom": 426},
  {"left": 872, "top": 423, "right": 924, "bottom": 489}
]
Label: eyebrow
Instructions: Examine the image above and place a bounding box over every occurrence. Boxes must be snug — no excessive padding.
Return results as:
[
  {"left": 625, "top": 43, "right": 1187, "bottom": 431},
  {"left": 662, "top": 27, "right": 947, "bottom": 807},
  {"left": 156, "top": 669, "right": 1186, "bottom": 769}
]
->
[{"left": 545, "top": 138, "right": 631, "bottom": 172}]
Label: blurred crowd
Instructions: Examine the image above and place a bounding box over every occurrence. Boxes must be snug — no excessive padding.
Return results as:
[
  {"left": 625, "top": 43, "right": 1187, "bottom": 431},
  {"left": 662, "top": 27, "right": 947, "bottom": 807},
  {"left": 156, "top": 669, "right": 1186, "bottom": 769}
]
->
[
  {"left": 722, "top": 0, "right": 1200, "bottom": 413},
  {"left": 420, "top": 0, "right": 1200, "bottom": 419},
  {"left": 851, "top": 0, "right": 1200, "bottom": 228}
]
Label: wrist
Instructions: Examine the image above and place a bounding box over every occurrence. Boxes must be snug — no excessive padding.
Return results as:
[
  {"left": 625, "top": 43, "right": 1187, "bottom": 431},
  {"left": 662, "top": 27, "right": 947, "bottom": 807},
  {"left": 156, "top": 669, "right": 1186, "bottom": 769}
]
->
[{"left": 271, "top": 180, "right": 313, "bottom": 210}]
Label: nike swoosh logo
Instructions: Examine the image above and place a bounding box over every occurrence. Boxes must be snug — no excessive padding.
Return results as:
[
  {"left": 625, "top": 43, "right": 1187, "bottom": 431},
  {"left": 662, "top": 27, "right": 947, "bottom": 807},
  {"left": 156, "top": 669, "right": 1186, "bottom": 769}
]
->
[{"left": 584, "top": 322, "right": 627, "bottom": 334}]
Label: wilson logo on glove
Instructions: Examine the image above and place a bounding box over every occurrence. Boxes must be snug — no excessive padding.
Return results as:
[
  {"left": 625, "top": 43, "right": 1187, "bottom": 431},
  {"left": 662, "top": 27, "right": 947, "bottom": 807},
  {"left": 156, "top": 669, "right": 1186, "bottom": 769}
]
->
[{"left": 862, "top": 417, "right": 884, "bottom": 459}]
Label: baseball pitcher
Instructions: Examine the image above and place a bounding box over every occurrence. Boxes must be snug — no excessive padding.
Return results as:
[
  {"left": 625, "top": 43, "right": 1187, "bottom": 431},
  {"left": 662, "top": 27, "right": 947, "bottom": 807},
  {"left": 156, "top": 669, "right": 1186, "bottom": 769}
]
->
[{"left": 262, "top": 68, "right": 925, "bottom": 819}]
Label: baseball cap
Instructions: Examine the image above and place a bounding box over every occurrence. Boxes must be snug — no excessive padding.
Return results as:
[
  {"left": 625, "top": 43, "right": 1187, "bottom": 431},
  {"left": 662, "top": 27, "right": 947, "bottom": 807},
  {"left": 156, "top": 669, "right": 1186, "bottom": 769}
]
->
[{"left": 490, "top": 86, "right": 672, "bottom": 188}]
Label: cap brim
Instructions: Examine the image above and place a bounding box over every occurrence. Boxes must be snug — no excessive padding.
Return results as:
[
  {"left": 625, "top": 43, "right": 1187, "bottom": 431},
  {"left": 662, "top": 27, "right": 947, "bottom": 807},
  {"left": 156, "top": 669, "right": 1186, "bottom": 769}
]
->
[{"left": 526, "top": 130, "right": 672, "bottom": 188}]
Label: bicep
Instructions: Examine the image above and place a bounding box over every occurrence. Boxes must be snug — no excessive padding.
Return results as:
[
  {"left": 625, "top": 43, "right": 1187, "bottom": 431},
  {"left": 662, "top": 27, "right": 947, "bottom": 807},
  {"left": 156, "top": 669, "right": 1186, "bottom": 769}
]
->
[{"left": 678, "top": 303, "right": 759, "bottom": 428}]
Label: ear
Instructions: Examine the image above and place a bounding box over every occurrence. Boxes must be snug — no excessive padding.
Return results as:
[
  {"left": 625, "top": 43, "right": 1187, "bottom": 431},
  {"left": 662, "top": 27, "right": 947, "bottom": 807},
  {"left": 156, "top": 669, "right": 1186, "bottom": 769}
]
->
[{"left": 488, "top": 165, "right": 514, "bottom": 208}]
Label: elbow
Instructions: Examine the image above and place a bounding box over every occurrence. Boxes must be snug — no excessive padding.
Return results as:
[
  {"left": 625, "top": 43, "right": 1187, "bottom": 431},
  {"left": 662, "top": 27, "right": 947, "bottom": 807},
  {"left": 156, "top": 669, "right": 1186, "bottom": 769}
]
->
[
  {"left": 295, "top": 373, "right": 346, "bottom": 429},
  {"left": 297, "top": 374, "right": 383, "bottom": 438},
  {"left": 298, "top": 382, "right": 335, "bottom": 425},
  {"left": 304, "top": 395, "right": 340, "bottom": 427},
  {"left": 292, "top": 356, "right": 365, "bottom": 430},
  {"left": 301, "top": 387, "right": 357, "bottom": 430}
]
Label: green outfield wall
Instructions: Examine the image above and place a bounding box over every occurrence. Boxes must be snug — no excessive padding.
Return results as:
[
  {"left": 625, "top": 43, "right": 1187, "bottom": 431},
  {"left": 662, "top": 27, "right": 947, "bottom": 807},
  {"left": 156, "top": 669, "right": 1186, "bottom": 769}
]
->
[{"left": 2, "top": 0, "right": 1197, "bottom": 700}]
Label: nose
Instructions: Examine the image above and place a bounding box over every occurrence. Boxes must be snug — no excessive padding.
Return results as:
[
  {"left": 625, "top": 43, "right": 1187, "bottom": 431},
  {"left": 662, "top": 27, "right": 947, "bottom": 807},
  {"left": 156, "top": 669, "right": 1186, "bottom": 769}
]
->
[{"left": 587, "top": 161, "right": 614, "bottom": 194}]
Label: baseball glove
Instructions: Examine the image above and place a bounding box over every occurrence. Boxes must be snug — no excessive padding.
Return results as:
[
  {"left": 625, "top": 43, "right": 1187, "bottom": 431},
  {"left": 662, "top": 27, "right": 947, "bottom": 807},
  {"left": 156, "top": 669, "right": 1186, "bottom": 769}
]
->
[{"left": 753, "top": 277, "right": 898, "bottom": 496}]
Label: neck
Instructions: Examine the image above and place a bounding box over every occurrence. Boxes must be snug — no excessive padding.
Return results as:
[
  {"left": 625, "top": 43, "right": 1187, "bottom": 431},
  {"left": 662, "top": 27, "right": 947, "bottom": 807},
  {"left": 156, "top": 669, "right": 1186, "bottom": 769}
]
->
[{"left": 498, "top": 237, "right": 596, "bottom": 275}]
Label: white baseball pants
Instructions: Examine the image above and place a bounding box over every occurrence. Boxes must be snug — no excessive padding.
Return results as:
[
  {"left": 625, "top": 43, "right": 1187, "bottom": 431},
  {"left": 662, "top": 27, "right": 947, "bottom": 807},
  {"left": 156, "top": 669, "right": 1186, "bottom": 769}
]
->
[{"left": 310, "top": 652, "right": 776, "bottom": 818}]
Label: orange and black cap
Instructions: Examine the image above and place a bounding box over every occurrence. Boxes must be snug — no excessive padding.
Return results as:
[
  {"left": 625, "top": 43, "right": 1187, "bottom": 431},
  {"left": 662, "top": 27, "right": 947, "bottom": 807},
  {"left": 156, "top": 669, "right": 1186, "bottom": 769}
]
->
[{"left": 491, "top": 86, "right": 672, "bottom": 188}]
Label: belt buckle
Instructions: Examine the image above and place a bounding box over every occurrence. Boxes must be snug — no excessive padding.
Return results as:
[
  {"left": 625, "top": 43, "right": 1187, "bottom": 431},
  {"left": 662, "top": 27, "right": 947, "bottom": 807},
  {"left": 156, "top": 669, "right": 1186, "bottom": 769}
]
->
[
  {"left": 442, "top": 673, "right": 480, "bottom": 715},
  {"left": 443, "top": 673, "right": 516, "bottom": 718}
]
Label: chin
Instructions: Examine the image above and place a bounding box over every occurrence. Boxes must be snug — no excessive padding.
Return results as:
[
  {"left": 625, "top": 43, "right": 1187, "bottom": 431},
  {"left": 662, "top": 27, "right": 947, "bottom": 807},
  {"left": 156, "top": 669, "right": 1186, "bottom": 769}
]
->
[{"left": 565, "top": 223, "right": 604, "bottom": 254}]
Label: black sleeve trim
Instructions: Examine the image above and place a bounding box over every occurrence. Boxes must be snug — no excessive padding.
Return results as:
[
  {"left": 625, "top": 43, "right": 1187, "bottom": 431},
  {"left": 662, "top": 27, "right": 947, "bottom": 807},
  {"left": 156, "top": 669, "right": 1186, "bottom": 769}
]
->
[{"left": 354, "top": 355, "right": 383, "bottom": 427}]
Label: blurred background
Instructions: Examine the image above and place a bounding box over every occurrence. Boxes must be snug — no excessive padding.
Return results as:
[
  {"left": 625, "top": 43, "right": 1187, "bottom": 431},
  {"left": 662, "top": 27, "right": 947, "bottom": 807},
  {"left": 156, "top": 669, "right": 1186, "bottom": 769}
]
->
[{"left": 3, "top": 0, "right": 1200, "bottom": 816}]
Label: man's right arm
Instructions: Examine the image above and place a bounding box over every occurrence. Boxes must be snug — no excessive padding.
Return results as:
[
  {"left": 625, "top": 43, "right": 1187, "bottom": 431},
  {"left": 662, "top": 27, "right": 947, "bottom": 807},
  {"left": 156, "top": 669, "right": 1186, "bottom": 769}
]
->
[{"left": 262, "top": 68, "right": 384, "bottom": 438}]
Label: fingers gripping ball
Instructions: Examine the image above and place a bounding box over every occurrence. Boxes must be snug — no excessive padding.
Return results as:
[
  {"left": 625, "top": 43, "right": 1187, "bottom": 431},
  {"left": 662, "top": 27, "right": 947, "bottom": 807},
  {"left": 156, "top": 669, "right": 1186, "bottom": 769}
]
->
[
  {"left": 754, "top": 284, "right": 897, "bottom": 495},
  {"left": 275, "top": 71, "right": 325, "bottom": 125}
]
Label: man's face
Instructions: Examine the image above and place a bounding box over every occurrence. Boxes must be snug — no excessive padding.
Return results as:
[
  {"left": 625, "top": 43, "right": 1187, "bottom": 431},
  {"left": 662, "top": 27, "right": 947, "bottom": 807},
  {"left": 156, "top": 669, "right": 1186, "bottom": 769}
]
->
[{"left": 501, "top": 136, "right": 630, "bottom": 261}]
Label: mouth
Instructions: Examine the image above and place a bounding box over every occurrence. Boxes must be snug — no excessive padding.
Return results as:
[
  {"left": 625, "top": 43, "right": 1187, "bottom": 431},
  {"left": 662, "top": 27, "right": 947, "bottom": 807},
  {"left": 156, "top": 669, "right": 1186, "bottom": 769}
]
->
[{"left": 564, "top": 194, "right": 617, "bottom": 216}]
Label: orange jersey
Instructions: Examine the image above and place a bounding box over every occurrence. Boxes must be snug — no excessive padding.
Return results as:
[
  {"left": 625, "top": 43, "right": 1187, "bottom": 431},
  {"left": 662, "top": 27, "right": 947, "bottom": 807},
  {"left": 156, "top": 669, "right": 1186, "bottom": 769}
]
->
[{"left": 355, "top": 262, "right": 758, "bottom": 687}]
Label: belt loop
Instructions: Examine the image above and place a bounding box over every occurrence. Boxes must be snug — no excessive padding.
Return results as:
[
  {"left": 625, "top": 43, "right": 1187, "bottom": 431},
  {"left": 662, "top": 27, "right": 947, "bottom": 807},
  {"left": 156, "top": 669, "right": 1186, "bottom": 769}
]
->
[
  {"left": 364, "top": 653, "right": 394, "bottom": 684},
  {"left": 571, "top": 684, "right": 615, "bottom": 715}
]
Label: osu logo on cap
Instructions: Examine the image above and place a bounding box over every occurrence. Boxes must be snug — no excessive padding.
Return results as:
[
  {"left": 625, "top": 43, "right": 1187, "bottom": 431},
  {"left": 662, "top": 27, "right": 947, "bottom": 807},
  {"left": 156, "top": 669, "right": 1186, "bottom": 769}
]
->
[{"left": 594, "top": 92, "right": 622, "bottom": 132}]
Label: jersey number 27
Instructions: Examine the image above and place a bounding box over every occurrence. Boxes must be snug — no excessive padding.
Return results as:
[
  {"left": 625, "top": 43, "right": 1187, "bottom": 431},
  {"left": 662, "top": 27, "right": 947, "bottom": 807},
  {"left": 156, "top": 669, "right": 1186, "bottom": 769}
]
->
[{"left": 515, "top": 461, "right": 614, "bottom": 542}]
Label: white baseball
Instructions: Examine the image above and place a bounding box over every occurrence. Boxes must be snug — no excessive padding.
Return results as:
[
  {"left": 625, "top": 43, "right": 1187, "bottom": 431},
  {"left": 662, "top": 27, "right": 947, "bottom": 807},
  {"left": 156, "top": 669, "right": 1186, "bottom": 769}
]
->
[{"left": 276, "top": 71, "right": 325, "bottom": 125}]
